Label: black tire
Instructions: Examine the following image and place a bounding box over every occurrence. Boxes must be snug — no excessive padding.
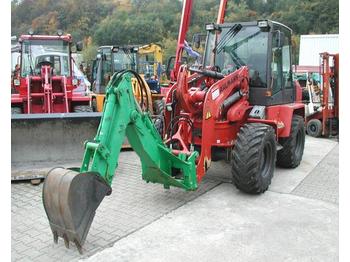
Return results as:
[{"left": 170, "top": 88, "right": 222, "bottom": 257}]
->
[
  {"left": 306, "top": 119, "right": 322, "bottom": 137},
  {"left": 277, "top": 115, "right": 305, "bottom": 168},
  {"left": 153, "top": 117, "right": 163, "bottom": 136},
  {"left": 11, "top": 107, "right": 22, "bottom": 114},
  {"left": 153, "top": 99, "right": 165, "bottom": 115},
  {"left": 232, "top": 123, "right": 276, "bottom": 194},
  {"left": 91, "top": 98, "right": 97, "bottom": 112},
  {"left": 152, "top": 99, "right": 165, "bottom": 136},
  {"left": 73, "top": 105, "right": 93, "bottom": 113}
]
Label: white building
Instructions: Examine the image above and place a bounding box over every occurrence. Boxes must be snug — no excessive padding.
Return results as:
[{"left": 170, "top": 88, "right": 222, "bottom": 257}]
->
[{"left": 298, "top": 34, "right": 338, "bottom": 66}]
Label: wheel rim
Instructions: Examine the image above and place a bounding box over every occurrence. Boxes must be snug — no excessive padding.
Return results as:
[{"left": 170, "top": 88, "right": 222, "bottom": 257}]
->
[
  {"left": 260, "top": 141, "right": 273, "bottom": 177},
  {"left": 310, "top": 123, "right": 317, "bottom": 133}
]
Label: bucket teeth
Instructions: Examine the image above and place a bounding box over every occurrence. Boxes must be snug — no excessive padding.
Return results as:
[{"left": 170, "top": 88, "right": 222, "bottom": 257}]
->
[
  {"left": 52, "top": 229, "right": 84, "bottom": 254},
  {"left": 43, "top": 168, "right": 111, "bottom": 254},
  {"left": 53, "top": 231, "right": 58, "bottom": 244},
  {"left": 74, "top": 239, "right": 83, "bottom": 255},
  {"left": 63, "top": 234, "right": 70, "bottom": 249}
]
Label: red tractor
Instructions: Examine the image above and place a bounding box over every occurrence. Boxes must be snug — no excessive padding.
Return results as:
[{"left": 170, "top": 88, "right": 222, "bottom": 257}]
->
[
  {"left": 163, "top": 20, "right": 306, "bottom": 190},
  {"left": 11, "top": 34, "right": 92, "bottom": 114}
]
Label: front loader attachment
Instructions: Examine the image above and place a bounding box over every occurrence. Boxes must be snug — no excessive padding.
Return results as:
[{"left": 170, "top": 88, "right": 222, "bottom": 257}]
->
[
  {"left": 11, "top": 113, "right": 101, "bottom": 181},
  {"left": 42, "top": 168, "right": 111, "bottom": 254}
]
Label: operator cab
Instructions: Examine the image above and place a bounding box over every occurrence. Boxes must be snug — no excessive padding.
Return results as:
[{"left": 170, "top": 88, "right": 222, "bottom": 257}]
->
[
  {"left": 203, "top": 20, "right": 294, "bottom": 106},
  {"left": 20, "top": 38, "right": 72, "bottom": 77},
  {"left": 34, "top": 54, "right": 70, "bottom": 76},
  {"left": 91, "top": 46, "right": 138, "bottom": 94}
]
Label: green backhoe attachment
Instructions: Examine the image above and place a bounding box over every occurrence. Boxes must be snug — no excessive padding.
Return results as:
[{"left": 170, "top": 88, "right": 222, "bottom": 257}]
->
[{"left": 42, "top": 71, "right": 198, "bottom": 253}]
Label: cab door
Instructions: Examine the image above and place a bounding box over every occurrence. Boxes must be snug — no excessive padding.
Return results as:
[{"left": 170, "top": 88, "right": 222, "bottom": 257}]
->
[{"left": 270, "top": 25, "right": 294, "bottom": 105}]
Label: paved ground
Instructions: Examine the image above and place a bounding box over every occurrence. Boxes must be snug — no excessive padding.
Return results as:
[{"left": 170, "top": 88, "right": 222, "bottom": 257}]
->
[
  {"left": 11, "top": 153, "right": 221, "bottom": 261},
  {"left": 85, "top": 184, "right": 338, "bottom": 262},
  {"left": 292, "top": 144, "right": 338, "bottom": 204},
  {"left": 11, "top": 136, "right": 338, "bottom": 261}
]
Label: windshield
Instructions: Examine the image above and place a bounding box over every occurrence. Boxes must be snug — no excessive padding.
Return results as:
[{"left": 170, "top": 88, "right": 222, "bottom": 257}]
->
[
  {"left": 113, "top": 49, "right": 137, "bottom": 72},
  {"left": 12, "top": 51, "right": 20, "bottom": 72},
  {"left": 92, "top": 48, "right": 137, "bottom": 90},
  {"left": 21, "top": 39, "right": 70, "bottom": 77},
  {"left": 204, "top": 25, "right": 268, "bottom": 87},
  {"left": 138, "top": 53, "right": 155, "bottom": 77}
]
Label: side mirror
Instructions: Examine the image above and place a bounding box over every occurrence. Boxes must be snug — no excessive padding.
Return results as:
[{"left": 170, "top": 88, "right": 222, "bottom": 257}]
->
[
  {"left": 193, "top": 33, "right": 201, "bottom": 49},
  {"left": 76, "top": 41, "right": 83, "bottom": 52}
]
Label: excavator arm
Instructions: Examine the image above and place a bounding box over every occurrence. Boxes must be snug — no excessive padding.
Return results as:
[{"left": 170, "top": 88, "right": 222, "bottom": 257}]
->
[
  {"left": 43, "top": 71, "right": 198, "bottom": 253},
  {"left": 81, "top": 71, "right": 197, "bottom": 188}
]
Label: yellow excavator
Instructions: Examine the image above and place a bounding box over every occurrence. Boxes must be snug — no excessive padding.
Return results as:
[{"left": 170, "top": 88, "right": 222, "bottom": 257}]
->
[
  {"left": 90, "top": 44, "right": 164, "bottom": 114},
  {"left": 137, "top": 43, "right": 163, "bottom": 82}
]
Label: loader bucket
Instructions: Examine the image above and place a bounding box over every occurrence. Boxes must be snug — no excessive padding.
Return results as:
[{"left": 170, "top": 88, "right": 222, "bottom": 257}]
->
[
  {"left": 11, "top": 113, "right": 130, "bottom": 181},
  {"left": 42, "top": 167, "right": 111, "bottom": 254},
  {"left": 11, "top": 113, "right": 102, "bottom": 165}
]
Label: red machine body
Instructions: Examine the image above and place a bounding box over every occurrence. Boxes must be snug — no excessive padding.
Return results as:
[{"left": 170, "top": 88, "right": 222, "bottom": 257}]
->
[
  {"left": 164, "top": 15, "right": 305, "bottom": 182},
  {"left": 11, "top": 34, "right": 90, "bottom": 114},
  {"left": 164, "top": 65, "right": 304, "bottom": 182}
]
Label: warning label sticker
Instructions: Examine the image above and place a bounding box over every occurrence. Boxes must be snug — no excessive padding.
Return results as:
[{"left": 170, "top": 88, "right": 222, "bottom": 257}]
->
[{"left": 212, "top": 89, "right": 220, "bottom": 100}]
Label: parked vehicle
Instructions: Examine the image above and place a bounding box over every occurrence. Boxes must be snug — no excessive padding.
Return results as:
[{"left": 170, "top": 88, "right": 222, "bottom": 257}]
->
[{"left": 11, "top": 34, "right": 92, "bottom": 114}]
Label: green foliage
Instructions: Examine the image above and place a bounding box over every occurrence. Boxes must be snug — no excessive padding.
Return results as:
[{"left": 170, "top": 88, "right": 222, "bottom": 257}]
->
[
  {"left": 12, "top": 0, "right": 338, "bottom": 63},
  {"left": 82, "top": 37, "right": 98, "bottom": 64},
  {"left": 161, "top": 37, "right": 177, "bottom": 62}
]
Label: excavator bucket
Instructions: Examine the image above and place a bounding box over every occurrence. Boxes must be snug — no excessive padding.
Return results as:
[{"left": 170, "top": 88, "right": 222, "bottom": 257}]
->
[{"left": 42, "top": 167, "right": 111, "bottom": 254}]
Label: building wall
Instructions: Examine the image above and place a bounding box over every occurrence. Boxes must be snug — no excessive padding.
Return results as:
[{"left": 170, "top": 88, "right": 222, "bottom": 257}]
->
[{"left": 299, "top": 34, "right": 338, "bottom": 66}]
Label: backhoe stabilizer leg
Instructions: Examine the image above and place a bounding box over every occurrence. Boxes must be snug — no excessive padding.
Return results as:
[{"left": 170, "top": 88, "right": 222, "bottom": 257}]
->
[{"left": 126, "top": 113, "right": 198, "bottom": 191}]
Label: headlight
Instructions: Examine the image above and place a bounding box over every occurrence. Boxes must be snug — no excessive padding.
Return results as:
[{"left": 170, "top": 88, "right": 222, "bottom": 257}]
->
[
  {"left": 72, "top": 79, "right": 78, "bottom": 85},
  {"left": 258, "top": 20, "right": 269, "bottom": 28},
  {"left": 14, "top": 79, "right": 20, "bottom": 86},
  {"left": 205, "top": 23, "right": 215, "bottom": 31}
]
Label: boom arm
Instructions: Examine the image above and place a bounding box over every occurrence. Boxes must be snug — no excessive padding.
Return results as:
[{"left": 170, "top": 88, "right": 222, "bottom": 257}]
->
[
  {"left": 217, "top": 0, "right": 228, "bottom": 24},
  {"left": 81, "top": 71, "right": 198, "bottom": 190},
  {"left": 171, "top": 0, "right": 228, "bottom": 81}
]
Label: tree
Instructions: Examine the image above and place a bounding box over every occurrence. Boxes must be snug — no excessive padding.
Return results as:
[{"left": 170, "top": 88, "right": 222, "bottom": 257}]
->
[{"left": 11, "top": 0, "right": 339, "bottom": 64}]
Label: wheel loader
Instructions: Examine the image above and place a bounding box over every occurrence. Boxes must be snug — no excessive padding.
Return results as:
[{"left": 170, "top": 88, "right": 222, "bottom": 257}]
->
[
  {"left": 11, "top": 33, "right": 92, "bottom": 114},
  {"left": 11, "top": 33, "right": 99, "bottom": 180},
  {"left": 43, "top": 16, "right": 305, "bottom": 253}
]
